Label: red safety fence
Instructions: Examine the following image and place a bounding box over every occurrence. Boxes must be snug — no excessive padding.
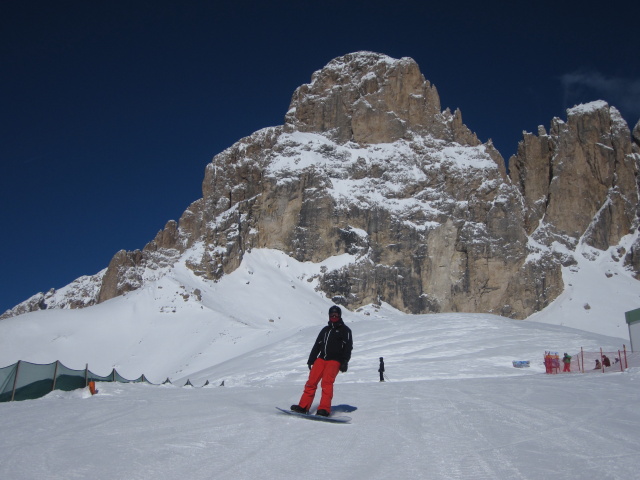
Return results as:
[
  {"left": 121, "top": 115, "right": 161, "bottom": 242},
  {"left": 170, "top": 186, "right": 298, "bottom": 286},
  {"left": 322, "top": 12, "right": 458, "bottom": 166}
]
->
[{"left": 544, "top": 346, "right": 639, "bottom": 374}]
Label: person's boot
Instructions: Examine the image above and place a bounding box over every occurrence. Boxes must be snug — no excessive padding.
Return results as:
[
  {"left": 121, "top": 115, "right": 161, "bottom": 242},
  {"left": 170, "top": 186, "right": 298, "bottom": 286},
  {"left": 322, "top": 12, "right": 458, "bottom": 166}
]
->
[
  {"left": 290, "top": 404, "right": 307, "bottom": 414},
  {"left": 316, "top": 409, "right": 330, "bottom": 417}
]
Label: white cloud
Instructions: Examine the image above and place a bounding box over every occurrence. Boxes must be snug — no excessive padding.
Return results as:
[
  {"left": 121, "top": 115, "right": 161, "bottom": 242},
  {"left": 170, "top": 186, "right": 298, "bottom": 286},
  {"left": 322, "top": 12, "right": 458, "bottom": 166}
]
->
[{"left": 561, "top": 71, "right": 640, "bottom": 123}]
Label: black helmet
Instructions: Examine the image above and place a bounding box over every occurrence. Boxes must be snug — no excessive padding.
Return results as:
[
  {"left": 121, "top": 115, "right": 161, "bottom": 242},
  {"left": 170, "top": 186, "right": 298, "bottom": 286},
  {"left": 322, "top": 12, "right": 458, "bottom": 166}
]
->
[{"left": 329, "top": 305, "right": 342, "bottom": 317}]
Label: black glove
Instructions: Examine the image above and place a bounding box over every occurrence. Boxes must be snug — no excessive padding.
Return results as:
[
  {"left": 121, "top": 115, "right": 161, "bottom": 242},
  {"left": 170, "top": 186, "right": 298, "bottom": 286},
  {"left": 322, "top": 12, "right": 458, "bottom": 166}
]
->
[
  {"left": 340, "top": 363, "right": 348, "bottom": 373},
  {"left": 308, "top": 364, "right": 312, "bottom": 370}
]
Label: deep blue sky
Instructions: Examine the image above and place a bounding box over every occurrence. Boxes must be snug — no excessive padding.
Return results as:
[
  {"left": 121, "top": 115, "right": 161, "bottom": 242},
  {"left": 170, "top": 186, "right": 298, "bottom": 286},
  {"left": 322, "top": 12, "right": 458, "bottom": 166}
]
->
[{"left": 2, "top": 0, "right": 639, "bottom": 314}]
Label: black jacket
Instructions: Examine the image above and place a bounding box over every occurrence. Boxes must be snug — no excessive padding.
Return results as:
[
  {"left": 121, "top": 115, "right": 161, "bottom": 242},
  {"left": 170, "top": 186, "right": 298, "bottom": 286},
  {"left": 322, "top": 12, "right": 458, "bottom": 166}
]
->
[{"left": 307, "top": 319, "right": 353, "bottom": 367}]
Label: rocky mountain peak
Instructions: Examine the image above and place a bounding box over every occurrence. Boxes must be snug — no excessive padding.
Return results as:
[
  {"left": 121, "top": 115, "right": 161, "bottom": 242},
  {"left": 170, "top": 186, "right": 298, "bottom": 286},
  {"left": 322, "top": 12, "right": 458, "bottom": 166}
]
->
[
  {"left": 509, "top": 100, "right": 638, "bottom": 253},
  {"left": 3, "top": 54, "right": 639, "bottom": 323},
  {"left": 284, "top": 51, "right": 478, "bottom": 146}
]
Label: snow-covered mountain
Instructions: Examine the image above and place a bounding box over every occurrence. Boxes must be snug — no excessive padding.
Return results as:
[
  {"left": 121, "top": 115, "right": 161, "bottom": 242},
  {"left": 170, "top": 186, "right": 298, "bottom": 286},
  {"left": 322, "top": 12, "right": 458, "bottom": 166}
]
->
[{"left": 2, "top": 51, "right": 639, "bottom": 336}]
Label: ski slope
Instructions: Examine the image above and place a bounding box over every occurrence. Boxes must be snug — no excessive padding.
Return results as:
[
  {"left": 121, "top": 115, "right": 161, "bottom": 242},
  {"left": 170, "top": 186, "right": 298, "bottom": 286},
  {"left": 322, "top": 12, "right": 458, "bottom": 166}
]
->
[{"left": 1, "top": 249, "right": 639, "bottom": 479}]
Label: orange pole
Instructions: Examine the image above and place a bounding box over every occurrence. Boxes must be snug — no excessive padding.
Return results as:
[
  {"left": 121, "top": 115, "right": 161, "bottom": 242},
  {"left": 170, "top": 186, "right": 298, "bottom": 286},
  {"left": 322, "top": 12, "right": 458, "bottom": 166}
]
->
[{"left": 618, "top": 350, "right": 623, "bottom": 372}]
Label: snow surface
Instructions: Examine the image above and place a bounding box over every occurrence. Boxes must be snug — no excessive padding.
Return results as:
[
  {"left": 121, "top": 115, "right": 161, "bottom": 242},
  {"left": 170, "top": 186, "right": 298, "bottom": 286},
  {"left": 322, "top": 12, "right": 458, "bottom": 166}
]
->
[
  {"left": 566, "top": 101, "right": 629, "bottom": 131},
  {"left": 1, "top": 248, "right": 639, "bottom": 479},
  {"left": 567, "top": 99, "right": 610, "bottom": 116},
  {"left": 527, "top": 233, "right": 640, "bottom": 339}
]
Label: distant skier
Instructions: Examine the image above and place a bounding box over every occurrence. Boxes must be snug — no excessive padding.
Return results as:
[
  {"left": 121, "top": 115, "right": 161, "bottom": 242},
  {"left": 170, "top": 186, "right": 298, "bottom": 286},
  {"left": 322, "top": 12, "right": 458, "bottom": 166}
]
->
[
  {"left": 562, "top": 353, "right": 571, "bottom": 372},
  {"left": 290, "top": 305, "right": 353, "bottom": 417},
  {"left": 379, "top": 357, "right": 385, "bottom": 382},
  {"left": 544, "top": 352, "right": 553, "bottom": 374}
]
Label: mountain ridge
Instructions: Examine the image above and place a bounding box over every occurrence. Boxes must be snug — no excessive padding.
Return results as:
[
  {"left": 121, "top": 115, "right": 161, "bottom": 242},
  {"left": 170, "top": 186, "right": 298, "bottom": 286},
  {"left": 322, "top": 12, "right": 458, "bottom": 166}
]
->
[{"left": 3, "top": 52, "right": 639, "bottom": 326}]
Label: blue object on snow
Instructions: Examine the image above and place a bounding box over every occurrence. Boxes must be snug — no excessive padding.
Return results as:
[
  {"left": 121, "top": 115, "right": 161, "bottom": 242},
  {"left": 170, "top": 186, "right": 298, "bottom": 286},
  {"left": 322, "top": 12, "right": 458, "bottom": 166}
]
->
[{"left": 512, "top": 360, "right": 530, "bottom": 368}]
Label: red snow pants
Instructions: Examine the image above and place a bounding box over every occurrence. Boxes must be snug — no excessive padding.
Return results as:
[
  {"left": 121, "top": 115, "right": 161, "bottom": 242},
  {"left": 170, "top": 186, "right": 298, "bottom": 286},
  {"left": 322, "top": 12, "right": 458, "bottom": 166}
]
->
[{"left": 298, "top": 359, "right": 341, "bottom": 413}]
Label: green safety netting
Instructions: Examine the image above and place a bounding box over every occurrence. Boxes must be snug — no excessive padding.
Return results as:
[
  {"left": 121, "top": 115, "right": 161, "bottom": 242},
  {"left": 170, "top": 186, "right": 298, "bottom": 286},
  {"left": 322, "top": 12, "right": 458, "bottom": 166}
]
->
[{"left": 0, "top": 360, "right": 159, "bottom": 403}]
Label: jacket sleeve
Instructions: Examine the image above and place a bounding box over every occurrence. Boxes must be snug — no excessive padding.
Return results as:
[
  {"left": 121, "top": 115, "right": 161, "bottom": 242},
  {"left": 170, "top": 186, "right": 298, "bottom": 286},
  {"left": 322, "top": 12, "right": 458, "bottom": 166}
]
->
[
  {"left": 307, "top": 329, "right": 325, "bottom": 365},
  {"left": 342, "top": 327, "right": 353, "bottom": 364}
]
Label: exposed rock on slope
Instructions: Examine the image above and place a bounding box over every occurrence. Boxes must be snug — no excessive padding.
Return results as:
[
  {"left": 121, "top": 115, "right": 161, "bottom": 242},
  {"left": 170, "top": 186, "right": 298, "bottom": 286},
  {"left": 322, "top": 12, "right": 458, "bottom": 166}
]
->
[
  {"left": 510, "top": 101, "right": 638, "bottom": 249},
  {"left": 2, "top": 270, "right": 106, "bottom": 318},
  {"left": 3, "top": 52, "right": 639, "bottom": 321}
]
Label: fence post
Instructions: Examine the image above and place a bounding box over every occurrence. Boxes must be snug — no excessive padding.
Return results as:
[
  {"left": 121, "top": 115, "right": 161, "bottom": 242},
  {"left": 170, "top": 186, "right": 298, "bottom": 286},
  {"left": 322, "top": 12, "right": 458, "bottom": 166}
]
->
[
  {"left": 52, "top": 360, "right": 59, "bottom": 392},
  {"left": 581, "top": 347, "right": 584, "bottom": 373},
  {"left": 600, "top": 348, "right": 604, "bottom": 372},
  {"left": 10, "top": 360, "right": 21, "bottom": 402},
  {"left": 623, "top": 345, "right": 628, "bottom": 369},
  {"left": 84, "top": 364, "right": 88, "bottom": 387},
  {"left": 618, "top": 350, "right": 623, "bottom": 372}
]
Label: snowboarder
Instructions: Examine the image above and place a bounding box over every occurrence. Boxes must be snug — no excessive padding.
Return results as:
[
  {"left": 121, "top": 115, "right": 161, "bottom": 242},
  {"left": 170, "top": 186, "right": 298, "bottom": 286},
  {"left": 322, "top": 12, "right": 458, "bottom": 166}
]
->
[
  {"left": 290, "top": 305, "right": 353, "bottom": 417},
  {"left": 602, "top": 355, "right": 611, "bottom": 367},
  {"left": 379, "top": 357, "right": 385, "bottom": 382},
  {"left": 562, "top": 353, "right": 571, "bottom": 372}
]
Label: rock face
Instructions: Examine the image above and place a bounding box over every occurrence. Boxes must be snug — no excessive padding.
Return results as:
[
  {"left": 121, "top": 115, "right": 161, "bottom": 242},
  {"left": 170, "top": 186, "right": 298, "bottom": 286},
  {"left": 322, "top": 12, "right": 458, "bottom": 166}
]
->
[
  {"left": 3, "top": 52, "right": 639, "bottom": 320},
  {"left": 510, "top": 103, "right": 640, "bottom": 282},
  {"left": 624, "top": 119, "right": 640, "bottom": 278},
  {"left": 284, "top": 52, "right": 478, "bottom": 146},
  {"left": 510, "top": 102, "right": 638, "bottom": 250},
  {"left": 1, "top": 271, "right": 105, "bottom": 318}
]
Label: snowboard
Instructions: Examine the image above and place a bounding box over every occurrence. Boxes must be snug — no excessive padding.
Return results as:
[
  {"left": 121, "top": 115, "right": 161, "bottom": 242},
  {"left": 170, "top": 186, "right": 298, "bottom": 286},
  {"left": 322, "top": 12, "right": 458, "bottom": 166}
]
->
[{"left": 276, "top": 407, "right": 351, "bottom": 423}]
